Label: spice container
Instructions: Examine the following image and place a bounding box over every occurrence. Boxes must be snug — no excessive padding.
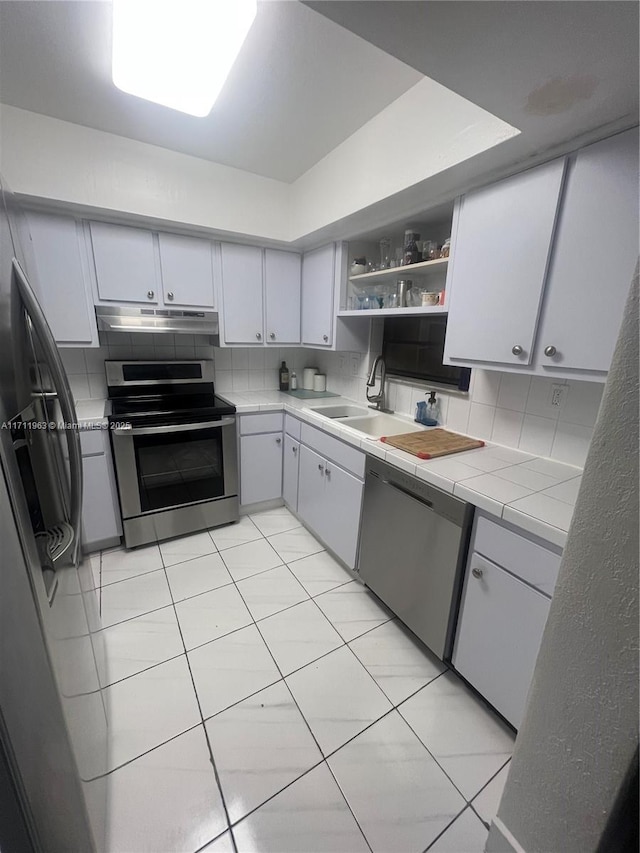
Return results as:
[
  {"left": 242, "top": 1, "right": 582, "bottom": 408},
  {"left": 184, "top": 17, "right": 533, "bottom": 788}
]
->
[{"left": 440, "top": 238, "right": 451, "bottom": 259}]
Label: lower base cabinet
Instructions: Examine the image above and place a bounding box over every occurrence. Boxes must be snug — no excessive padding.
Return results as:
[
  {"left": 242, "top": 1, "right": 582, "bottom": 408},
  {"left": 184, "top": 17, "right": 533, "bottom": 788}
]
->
[
  {"left": 282, "top": 435, "right": 300, "bottom": 511},
  {"left": 240, "top": 432, "right": 283, "bottom": 505},
  {"left": 453, "top": 552, "right": 551, "bottom": 729},
  {"left": 81, "top": 431, "right": 122, "bottom": 552},
  {"left": 297, "top": 444, "right": 363, "bottom": 569},
  {"left": 452, "top": 514, "right": 561, "bottom": 729}
]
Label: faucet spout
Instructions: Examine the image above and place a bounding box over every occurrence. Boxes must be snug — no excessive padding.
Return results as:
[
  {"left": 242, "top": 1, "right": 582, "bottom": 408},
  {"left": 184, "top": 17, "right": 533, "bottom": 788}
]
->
[{"left": 366, "top": 356, "right": 387, "bottom": 411}]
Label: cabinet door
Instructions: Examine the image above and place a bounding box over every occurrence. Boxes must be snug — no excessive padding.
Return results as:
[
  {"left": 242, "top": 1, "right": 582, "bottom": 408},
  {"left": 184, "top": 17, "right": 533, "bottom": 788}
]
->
[
  {"left": 158, "top": 233, "right": 214, "bottom": 308},
  {"left": 323, "top": 462, "right": 363, "bottom": 570},
  {"left": 27, "top": 212, "right": 98, "bottom": 346},
  {"left": 265, "top": 249, "right": 301, "bottom": 344},
  {"left": 82, "top": 455, "right": 122, "bottom": 552},
  {"left": 453, "top": 553, "right": 551, "bottom": 729},
  {"left": 90, "top": 222, "right": 158, "bottom": 304},
  {"left": 301, "top": 244, "right": 335, "bottom": 347},
  {"left": 536, "top": 128, "right": 639, "bottom": 373},
  {"left": 297, "top": 444, "right": 328, "bottom": 538},
  {"left": 282, "top": 435, "right": 300, "bottom": 511},
  {"left": 221, "top": 244, "right": 264, "bottom": 344},
  {"left": 444, "top": 159, "right": 566, "bottom": 367},
  {"left": 240, "top": 433, "right": 282, "bottom": 505}
]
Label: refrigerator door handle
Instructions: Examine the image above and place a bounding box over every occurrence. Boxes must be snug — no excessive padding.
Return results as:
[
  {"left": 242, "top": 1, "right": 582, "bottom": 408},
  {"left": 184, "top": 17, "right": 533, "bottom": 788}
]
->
[{"left": 11, "top": 258, "right": 83, "bottom": 564}]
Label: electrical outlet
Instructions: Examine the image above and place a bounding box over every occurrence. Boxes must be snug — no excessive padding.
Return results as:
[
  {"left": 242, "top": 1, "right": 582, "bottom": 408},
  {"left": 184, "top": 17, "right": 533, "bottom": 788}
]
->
[
  {"left": 550, "top": 384, "right": 566, "bottom": 407},
  {"left": 350, "top": 353, "right": 361, "bottom": 376}
]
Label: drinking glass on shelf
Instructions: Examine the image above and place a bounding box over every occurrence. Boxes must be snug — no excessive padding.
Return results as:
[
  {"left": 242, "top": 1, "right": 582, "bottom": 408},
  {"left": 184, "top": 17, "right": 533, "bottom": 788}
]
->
[
  {"left": 385, "top": 293, "right": 398, "bottom": 309},
  {"left": 379, "top": 237, "right": 391, "bottom": 270}
]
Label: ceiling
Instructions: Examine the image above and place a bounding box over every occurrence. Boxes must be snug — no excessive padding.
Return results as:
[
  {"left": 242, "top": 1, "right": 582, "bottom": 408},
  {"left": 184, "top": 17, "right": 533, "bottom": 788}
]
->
[{"left": 0, "top": 0, "right": 423, "bottom": 183}]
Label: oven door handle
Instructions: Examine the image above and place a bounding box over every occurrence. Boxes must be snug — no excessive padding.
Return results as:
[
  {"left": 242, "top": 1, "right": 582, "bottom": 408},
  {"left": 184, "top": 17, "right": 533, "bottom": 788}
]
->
[{"left": 112, "top": 417, "right": 236, "bottom": 437}]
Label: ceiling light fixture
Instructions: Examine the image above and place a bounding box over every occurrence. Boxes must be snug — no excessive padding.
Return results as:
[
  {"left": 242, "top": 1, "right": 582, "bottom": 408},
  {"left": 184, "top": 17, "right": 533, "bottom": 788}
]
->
[{"left": 112, "top": 0, "right": 257, "bottom": 117}]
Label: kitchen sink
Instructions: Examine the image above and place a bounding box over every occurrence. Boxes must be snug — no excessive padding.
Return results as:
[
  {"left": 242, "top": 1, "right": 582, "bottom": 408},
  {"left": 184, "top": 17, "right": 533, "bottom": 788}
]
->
[
  {"left": 340, "top": 413, "right": 423, "bottom": 438},
  {"left": 307, "top": 404, "right": 369, "bottom": 419}
]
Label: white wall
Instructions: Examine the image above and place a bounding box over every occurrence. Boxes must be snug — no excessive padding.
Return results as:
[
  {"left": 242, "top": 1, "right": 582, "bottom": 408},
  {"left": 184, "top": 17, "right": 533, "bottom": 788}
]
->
[
  {"left": 0, "top": 105, "right": 291, "bottom": 242},
  {"left": 290, "top": 77, "right": 519, "bottom": 240},
  {"left": 0, "top": 85, "right": 517, "bottom": 244}
]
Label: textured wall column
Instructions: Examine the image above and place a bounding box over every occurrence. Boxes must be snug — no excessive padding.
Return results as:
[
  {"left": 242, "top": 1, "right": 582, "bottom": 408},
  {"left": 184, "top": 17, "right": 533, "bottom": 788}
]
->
[{"left": 486, "top": 269, "right": 639, "bottom": 853}]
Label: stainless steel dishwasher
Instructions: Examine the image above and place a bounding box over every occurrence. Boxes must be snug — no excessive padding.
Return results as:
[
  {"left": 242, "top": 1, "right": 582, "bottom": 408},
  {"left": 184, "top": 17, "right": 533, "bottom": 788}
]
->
[{"left": 357, "top": 456, "right": 473, "bottom": 660}]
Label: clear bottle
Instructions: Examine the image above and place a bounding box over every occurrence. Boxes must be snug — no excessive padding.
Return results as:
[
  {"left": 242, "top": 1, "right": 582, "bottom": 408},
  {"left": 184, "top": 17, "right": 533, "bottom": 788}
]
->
[
  {"left": 279, "top": 361, "right": 289, "bottom": 392},
  {"left": 290, "top": 371, "right": 298, "bottom": 390},
  {"left": 403, "top": 230, "right": 420, "bottom": 265}
]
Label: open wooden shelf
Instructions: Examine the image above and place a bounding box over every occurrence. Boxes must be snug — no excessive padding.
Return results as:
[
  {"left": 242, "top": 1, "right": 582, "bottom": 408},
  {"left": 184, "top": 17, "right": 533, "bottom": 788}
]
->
[{"left": 338, "top": 306, "right": 448, "bottom": 318}]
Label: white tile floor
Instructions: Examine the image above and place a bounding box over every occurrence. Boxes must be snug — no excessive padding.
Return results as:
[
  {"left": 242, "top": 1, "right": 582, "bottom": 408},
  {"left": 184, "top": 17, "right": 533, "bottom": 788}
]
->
[{"left": 89, "top": 507, "right": 514, "bottom": 853}]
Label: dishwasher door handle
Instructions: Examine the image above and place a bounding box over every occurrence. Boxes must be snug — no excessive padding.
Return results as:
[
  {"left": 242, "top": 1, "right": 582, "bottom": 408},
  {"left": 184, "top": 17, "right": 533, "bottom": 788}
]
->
[{"left": 381, "top": 478, "right": 433, "bottom": 509}]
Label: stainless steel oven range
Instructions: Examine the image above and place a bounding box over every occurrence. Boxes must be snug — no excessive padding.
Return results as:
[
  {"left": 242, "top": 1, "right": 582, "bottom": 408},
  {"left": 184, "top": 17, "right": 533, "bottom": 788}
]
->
[{"left": 106, "top": 360, "right": 238, "bottom": 548}]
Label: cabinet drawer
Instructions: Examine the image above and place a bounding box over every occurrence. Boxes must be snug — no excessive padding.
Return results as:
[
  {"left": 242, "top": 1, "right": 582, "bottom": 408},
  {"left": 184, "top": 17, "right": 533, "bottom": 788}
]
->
[
  {"left": 239, "top": 413, "right": 283, "bottom": 435},
  {"left": 474, "top": 515, "right": 561, "bottom": 597},
  {"left": 300, "top": 423, "right": 365, "bottom": 479},
  {"left": 284, "top": 415, "right": 301, "bottom": 440}
]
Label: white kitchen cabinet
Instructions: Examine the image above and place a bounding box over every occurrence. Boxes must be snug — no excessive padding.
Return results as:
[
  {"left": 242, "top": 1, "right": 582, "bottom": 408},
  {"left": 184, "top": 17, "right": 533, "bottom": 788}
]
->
[
  {"left": 80, "top": 430, "right": 122, "bottom": 553},
  {"left": 534, "top": 127, "right": 639, "bottom": 374},
  {"left": 240, "top": 432, "right": 283, "bottom": 505},
  {"left": 301, "top": 244, "right": 337, "bottom": 347},
  {"left": 297, "top": 443, "right": 363, "bottom": 569},
  {"left": 89, "top": 222, "right": 159, "bottom": 305},
  {"left": 26, "top": 211, "right": 99, "bottom": 347},
  {"left": 282, "top": 434, "right": 300, "bottom": 511},
  {"left": 453, "top": 552, "right": 551, "bottom": 730},
  {"left": 220, "top": 243, "right": 264, "bottom": 344},
  {"left": 158, "top": 232, "right": 215, "bottom": 308},
  {"left": 444, "top": 158, "right": 566, "bottom": 367},
  {"left": 264, "top": 249, "right": 301, "bottom": 344}
]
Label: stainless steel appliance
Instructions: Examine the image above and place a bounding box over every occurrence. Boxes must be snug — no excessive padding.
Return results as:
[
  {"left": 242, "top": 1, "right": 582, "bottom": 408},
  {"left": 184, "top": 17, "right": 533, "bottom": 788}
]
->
[
  {"left": 107, "top": 360, "right": 239, "bottom": 547},
  {"left": 96, "top": 304, "right": 220, "bottom": 339},
  {"left": 357, "top": 456, "right": 473, "bottom": 660},
  {"left": 0, "top": 178, "right": 105, "bottom": 850}
]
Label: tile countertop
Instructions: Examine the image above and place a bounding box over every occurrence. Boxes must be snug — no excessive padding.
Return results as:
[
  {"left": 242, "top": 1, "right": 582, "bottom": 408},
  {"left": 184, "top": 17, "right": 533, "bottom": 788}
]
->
[
  {"left": 77, "top": 391, "right": 582, "bottom": 548},
  {"left": 224, "top": 391, "right": 582, "bottom": 549}
]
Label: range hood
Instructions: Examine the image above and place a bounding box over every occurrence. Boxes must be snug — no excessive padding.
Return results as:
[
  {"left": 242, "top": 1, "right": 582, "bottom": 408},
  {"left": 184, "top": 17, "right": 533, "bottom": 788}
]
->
[{"left": 96, "top": 306, "right": 219, "bottom": 343}]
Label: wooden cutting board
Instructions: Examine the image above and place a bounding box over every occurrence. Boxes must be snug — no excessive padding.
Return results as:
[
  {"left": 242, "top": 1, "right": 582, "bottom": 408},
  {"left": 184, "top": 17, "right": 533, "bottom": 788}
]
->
[{"left": 380, "top": 428, "right": 484, "bottom": 459}]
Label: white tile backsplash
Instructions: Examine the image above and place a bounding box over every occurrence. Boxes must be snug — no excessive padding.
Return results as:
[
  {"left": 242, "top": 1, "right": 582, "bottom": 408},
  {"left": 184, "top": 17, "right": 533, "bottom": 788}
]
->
[{"left": 60, "top": 323, "right": 601, "bottom": 468}]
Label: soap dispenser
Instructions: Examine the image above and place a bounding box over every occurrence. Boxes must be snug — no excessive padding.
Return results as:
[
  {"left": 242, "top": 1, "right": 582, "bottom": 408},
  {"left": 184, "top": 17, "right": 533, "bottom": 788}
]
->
[{"left": 425, "top": 390, "right": 440, "bottom": 424}]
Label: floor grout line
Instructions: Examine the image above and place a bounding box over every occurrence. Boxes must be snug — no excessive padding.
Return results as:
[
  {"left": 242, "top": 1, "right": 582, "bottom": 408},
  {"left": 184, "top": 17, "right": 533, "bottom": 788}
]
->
[{"left": 95, "top": 513, "right": 511, "bottom": 850}]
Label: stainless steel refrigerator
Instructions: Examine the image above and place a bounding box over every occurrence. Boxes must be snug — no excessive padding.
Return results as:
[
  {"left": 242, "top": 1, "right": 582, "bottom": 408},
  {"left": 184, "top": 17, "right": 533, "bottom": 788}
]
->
[{"left": 0, "top": 180, "right": 107, "bottom": 851}]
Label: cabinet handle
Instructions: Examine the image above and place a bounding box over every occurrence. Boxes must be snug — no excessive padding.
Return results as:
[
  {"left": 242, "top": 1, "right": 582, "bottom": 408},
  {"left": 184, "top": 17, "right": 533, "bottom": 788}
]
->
[
  {"left": 167, "top": 291, "right": 174, "bottom": 301},
  {"left": 511, "top": 345, "right": 523, "bottom": 356},
  {"left": 324, "top": 466, "right": 330, "bottom": 477},
  {"left": 147, "top": 290, "right": 154, "bottom": 300},
  {"left": 292, "top": 446, "right": 297, "bottom": 454},
  {"left": 323, "top": 334, "right": 329, "bottom": 343},
  {"left": 256, "top": 332, "right": 262, "bottom": 340},
  {"left": 544, "top": 345, "right": 557, "bottom": 357},
  {"left": 318, "top": 463, "right": 324, "bottom": 472},
  {"left": 275, "top": 437, "right": 281, "bottom": 444},
  {"left": 472, "top": 567, "right": 483, "bottom": 579},
  {"left": 269, "top": 332, "right": 276, "bottom": 340}
]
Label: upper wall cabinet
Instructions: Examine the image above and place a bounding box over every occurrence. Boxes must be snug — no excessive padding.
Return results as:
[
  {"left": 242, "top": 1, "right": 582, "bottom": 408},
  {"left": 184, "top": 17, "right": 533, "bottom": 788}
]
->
[
  {"left": 534, "top": 127, "right": 639, "bottom": 374},
  {"left": 26, "top": 211, "right": 99, "bottom": 347},
  {"left": 219, "top": 243, "right": 264, "bottom": 344},
  {"left": 301, "top": 244, "right": 336, "bottom": 347},
  {"left": 444, "top": 159, "right": 566, "bottom": 368},
  {"left": 90, "top": 222, "right": 159, "bottom": 305},
  {"left": 264, "top": 249, "right": 301, "bottom": 344},
  {"left": 444, "top": 127, "right": 639, "bottom": 380},
  {"left": 158, "top": 233, "right": 214, "bottom": 309}
]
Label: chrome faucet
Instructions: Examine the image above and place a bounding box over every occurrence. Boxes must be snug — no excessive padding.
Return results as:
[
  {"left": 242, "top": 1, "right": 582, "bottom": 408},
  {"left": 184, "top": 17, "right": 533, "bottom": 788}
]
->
[{"left": 366, "top": 355, "right": 390, "bottom": 412}]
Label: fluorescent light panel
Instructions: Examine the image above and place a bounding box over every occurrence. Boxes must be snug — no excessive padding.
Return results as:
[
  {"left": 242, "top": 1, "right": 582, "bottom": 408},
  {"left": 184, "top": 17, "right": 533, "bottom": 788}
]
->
[{"left": 112, "top": 0, "right": 257, "bottom": 117}]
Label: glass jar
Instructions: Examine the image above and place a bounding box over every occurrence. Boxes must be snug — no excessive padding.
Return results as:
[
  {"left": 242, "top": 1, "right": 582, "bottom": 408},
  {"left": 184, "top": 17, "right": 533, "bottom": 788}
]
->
[
  {"left": 403, "top": 230, "right": 420, "bottom": 265},
  {"left": 379, "top": 237, "right": 391, "bottom": 270},
  {"left": 440, "top": 238, "right": 451, "bottom": 258}
]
